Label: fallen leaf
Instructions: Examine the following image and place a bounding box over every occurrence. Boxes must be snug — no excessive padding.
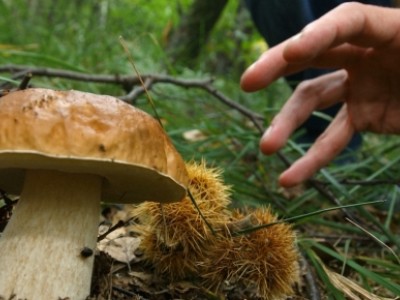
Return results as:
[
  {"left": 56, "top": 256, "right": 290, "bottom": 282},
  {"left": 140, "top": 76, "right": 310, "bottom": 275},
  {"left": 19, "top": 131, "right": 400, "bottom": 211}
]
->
[{"left": 97, "top": 227, "right": 141, "bottom": 263}]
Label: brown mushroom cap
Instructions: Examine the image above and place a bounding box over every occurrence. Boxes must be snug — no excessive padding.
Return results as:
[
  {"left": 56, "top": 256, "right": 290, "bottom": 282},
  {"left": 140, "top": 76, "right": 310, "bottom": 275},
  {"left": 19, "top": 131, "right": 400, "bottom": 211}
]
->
[{"left": 0, "top": 88, "right": 188, "bottom": 203}]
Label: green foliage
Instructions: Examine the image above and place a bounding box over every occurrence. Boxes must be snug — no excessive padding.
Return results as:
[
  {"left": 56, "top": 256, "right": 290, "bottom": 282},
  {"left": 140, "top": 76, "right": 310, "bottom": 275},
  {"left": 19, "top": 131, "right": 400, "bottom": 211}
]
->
[{"left": 0, "top": 0, "right": 399, "bottom": 298}]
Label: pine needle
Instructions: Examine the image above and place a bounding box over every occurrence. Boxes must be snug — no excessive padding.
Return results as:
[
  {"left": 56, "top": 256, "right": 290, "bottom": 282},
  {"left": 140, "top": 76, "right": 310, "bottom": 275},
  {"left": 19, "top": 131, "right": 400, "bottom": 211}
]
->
[
  {"left": 119, "top": 35, "right": 162, "bottom": 126},
  {"left": 345, "top": 217, "right": 400, "bottom": 265},
  {"left": 234, "top": 199, "right": 386, "bottom": 235}
]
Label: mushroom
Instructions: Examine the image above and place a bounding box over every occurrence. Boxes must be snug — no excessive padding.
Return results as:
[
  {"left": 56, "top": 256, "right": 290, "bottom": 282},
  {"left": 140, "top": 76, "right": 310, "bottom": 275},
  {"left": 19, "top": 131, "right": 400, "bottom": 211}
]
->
[{"left": 0, "top": 88, "right": 188, "bottom": 299}]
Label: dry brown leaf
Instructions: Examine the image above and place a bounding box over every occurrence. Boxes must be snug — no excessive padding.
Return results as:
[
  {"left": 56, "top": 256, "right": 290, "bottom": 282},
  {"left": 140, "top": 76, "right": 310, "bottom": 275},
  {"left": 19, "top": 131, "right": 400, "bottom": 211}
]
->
[
  {"left": 323, "top": 264, "right": 396, "bottom": 300},
  {"left": 97, "top": 227, "right": 141, "bottom": 263}
]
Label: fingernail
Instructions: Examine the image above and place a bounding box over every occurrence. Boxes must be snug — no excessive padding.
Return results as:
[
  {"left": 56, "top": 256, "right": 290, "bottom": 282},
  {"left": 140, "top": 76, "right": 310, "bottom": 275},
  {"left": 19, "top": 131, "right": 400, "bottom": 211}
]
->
[
  {"left": 291, "top": 33, "right": 302, "bottom": 42},
  {"left": 246, "top": 61, "right": 258, "bottom": 72},
  {"left": 260, "top": 125, "right": 275, "bottom": 155},
  {"left": 261, "top": 126, "right": 273, "bottom": 141}
]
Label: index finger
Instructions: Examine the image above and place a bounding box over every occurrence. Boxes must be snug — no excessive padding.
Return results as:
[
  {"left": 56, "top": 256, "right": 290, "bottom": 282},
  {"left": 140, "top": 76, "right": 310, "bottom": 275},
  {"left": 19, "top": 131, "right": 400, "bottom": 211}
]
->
[
  {"left": 284, "top": 3, "right": 400, "bottom": 63},
  {"left": 240, "top": 3, "right": 400, "bottom": 92},
  {"left": 240, "top": 41, "right": 294, "bottom": 92}
]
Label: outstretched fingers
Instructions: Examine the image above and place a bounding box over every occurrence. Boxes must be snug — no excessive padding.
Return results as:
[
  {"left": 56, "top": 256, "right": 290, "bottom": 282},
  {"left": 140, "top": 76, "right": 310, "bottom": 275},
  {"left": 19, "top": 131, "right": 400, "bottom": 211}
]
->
[
  {"left": 260, "top": 70, "right": 348, "bottom": 154},
  {"left": 279, "top": 105, "right": 355, "bottom": 187}
]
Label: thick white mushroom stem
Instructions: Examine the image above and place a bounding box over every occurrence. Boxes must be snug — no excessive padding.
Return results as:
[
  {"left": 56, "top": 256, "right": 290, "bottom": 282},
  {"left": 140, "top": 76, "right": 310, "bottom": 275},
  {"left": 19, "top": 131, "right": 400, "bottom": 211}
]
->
[{"left": 0, "top": 169, "right": 102, "bottom": 300}]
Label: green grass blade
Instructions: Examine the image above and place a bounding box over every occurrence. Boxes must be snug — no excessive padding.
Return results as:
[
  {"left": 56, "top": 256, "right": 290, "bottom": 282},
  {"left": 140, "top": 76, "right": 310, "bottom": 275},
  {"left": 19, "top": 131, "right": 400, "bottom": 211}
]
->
[
  {"left": 304, "top": 247, "right": 346, "bottom": 300},
  {"left": 0, "top": 50, "right": 87, "bottom": 72},
  {"left": 0, "top": 76, "right": 19, "bottom": 85}
]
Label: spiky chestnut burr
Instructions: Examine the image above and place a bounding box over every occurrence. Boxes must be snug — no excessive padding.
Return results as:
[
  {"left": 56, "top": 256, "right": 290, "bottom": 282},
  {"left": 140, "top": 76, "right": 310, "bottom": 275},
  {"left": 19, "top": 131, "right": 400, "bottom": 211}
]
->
[
  {"left": 201, "top": 208, "right": 300, "bottom": 300},
  {"left": 130, "top": 160, "right": 232, "bottom": 280}
]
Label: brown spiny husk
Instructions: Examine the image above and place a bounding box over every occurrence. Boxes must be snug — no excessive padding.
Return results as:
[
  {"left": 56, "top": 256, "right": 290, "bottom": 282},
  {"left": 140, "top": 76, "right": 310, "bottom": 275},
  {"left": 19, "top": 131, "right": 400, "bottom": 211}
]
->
[
  {"left": 129, "top": 161, "right": 300, "bottom": 298},
  {"left": 130, "top": 160, "right": 232, "bottom": 280},
  {"left": 201, "top": 208, "right": 300, "bottom": 300}
]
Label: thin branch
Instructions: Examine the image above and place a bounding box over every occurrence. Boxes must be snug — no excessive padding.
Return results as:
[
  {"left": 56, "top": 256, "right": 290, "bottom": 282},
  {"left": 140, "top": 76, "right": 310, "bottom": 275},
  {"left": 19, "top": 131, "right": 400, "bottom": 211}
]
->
[
  {"left": 198, "top": 83, "right": 264, "bottom": 127},
  {"left": 0, "top": 64, "right": 213, "bottom": 91},
  {"left": 18, "top": 72, "right": 32, "bottom": 90},
  {"left": 0, "top": 65, "right": 139, "bottom": 86},
  {"left": 97, "top": 220, "right": 126, "bottom": 242},
  {"left": 300, "top": 252, "right": 321, "bottom": 300},
  {"left": 119, "top": 77, "right": 154, "bottom": 102}
]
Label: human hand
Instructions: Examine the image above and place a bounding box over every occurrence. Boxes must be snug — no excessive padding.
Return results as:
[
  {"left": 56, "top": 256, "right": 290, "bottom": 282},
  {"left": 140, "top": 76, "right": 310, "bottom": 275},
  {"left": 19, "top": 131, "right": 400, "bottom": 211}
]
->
[{"left": 240, "top": 3, "right": 400, "bottom": 187}]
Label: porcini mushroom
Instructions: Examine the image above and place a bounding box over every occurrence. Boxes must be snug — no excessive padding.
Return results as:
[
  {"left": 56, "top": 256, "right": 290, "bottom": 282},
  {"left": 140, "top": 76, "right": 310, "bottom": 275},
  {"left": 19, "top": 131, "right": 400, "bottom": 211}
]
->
[{"left": 0, "top": 88, "right": 188, "bottom": 299}]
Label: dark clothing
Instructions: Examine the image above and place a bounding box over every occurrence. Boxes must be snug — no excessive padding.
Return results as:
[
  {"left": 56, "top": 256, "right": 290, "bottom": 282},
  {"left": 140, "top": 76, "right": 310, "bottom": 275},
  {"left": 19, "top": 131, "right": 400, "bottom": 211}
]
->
[
  {"left": 245, "top": 0, "right": 393, "bottom": 150},
  {"left": 245, "top": 0, "right": 392, "bottom": 85},
  {"left": 246, "top": 0, "right": 392, "bottom": 49}
]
